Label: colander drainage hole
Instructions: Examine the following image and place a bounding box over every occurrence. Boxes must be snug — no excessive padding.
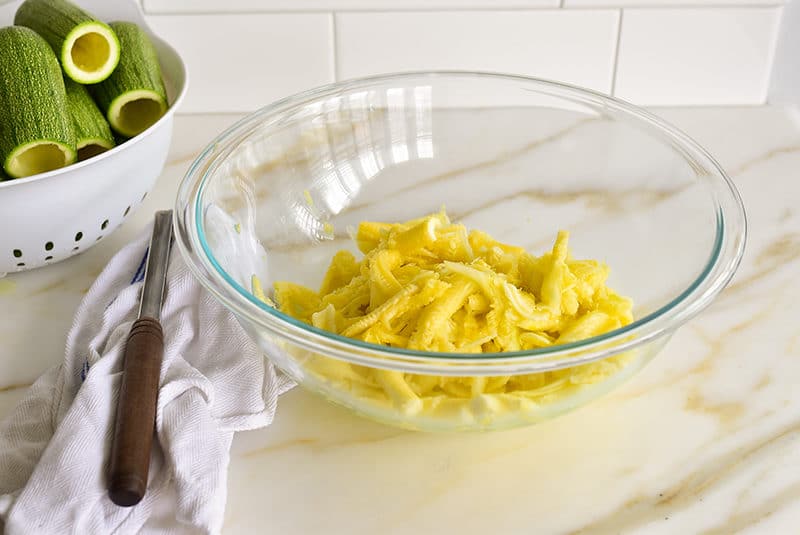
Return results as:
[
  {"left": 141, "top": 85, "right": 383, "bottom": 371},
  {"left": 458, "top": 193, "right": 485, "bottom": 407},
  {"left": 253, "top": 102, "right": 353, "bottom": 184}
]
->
[
  {"left": 45, "top": 242, "right": 53, "bottom": 251},
  {"left": 75, "top": 232, "right": 83, "bottom": 242},
  {"left": 13, "top": 249, "right": 22, "bottom": 258},
  {"left": 124, "top": 206, "right": 130, "bottom": 217},
  {"left": 101, "top": 219, "right": 109, "bottom": 230},
  {"left": 45, "top": 256, "right": 53, "bottom": 261}
]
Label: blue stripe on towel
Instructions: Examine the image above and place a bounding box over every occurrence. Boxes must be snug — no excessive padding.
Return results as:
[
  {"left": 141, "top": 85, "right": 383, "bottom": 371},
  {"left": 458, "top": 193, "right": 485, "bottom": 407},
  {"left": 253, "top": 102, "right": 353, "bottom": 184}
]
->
[{"left": 131, "top": 248, "right": 149, "bottom": 285}]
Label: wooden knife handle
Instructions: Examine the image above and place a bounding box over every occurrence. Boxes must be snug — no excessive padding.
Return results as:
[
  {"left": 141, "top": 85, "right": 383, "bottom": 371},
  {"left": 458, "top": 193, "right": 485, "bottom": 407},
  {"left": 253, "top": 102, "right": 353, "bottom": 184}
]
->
[{"left": 108, "top": 317, "right": 164, "bottom": 507}]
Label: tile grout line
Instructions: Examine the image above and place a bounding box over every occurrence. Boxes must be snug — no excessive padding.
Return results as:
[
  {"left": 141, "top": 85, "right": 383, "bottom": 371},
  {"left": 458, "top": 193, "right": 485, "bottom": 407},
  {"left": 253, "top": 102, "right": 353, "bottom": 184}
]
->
[
  {"left": 141, "top": 5, "right": 786, "bottom": 15},
  {"left": 172, "top": 103, "right": 786, "bottom": 118},
  {"left": 609, "top": 8, "right": 624, "bottom": 96},
  {"left": 330, "top": 12, "right": 340, "bottom": 82}
]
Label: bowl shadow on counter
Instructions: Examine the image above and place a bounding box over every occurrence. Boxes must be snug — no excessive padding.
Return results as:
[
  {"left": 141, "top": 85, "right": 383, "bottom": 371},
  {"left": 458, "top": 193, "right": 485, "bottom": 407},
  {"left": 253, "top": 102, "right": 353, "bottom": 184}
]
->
[{"left": 224, "top": 382, "right": 654, "bottom": 533}]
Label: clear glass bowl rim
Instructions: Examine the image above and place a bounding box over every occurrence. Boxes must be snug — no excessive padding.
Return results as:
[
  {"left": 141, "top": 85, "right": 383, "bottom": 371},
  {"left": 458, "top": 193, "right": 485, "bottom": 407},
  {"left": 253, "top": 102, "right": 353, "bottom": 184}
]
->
[{"left": 174, "top": 70, "right": 747, "bottom": 375}]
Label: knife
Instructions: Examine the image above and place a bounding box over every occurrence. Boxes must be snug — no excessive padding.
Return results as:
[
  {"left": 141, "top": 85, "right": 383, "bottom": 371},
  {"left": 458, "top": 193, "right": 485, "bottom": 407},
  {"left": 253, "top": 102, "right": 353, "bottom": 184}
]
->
[{"left": 108, "top": 210, "right": 173, "bottom": 507}]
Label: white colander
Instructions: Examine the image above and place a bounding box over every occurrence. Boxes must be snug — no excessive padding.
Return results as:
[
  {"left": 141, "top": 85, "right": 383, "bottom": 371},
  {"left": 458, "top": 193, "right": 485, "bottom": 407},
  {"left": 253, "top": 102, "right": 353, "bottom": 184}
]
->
[{"left": 0, "top": 0, "right": 188, "bottom": 275}]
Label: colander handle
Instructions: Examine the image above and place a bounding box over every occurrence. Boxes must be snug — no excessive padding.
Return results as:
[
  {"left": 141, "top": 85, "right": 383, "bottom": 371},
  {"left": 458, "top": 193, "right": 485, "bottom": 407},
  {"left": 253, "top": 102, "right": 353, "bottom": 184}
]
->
[{"left": 107, "top": 317, "right": 164, "bottom": 507}]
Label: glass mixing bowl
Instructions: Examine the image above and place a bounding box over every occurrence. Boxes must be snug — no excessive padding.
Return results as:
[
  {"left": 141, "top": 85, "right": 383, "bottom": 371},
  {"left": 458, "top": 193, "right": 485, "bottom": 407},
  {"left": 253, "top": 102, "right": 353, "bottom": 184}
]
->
[{"left": 175, "top": 72, "right": 746, "bottom": 431}]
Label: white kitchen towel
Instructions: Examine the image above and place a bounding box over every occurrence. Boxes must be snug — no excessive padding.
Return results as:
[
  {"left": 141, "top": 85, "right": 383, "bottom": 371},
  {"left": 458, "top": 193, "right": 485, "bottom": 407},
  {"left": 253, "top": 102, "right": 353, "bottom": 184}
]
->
[{"left": 0, "top": 223, "right": 294, "bottom": 534}]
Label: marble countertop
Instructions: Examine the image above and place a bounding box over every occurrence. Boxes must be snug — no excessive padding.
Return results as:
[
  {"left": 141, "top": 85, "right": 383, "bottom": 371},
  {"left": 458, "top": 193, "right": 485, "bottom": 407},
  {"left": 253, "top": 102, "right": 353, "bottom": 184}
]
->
[{"left": 1, "top": 106, "right": 798, "bottom": 534}]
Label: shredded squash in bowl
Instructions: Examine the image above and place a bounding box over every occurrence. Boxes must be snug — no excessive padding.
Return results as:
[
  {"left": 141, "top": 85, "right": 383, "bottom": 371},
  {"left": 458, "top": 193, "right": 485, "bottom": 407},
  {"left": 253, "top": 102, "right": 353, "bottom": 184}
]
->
[{"left": 259, "top": 210, "right": 636, "bottom": 428}]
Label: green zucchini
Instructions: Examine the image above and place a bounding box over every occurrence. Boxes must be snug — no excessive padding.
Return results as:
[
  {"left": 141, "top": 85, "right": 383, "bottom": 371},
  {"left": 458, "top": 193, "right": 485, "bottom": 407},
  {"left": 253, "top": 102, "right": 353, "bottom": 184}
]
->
[
  {"left": 64, "top": 78, "right": 115, "bottom": 161},
  {"left": 90, "top": 22, "right": 167, "bottom": 138},
  {"left": 0, "top": 27, "right": 76, "bottom": 179},
  {"left": 15, "top": 0, "right": 120, "bottom": 84},
  {"left": 113, "top": 132, "right": 130, "bottom": 147}
]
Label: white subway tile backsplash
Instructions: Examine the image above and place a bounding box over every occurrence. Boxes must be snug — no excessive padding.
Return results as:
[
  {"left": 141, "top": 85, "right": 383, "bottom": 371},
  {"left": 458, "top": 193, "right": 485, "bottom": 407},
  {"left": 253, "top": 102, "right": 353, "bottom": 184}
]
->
[
  {"left": 139, "top": 0, "right": 787, "bottom": 109},
  {"left": 143, "top": 0, "right": 559, "bottom": 13},
  {"left": 614, "top": 8, "right": 781, "bottom": 105},
  {"left": 146, "top": 14, "right": 334, "bottom": 112},
  {"left": 335, "top": 11, "right": 620, "bottom": 94},
  {"left": 769, "top": 0, "right": 800, "bottom": 105}
]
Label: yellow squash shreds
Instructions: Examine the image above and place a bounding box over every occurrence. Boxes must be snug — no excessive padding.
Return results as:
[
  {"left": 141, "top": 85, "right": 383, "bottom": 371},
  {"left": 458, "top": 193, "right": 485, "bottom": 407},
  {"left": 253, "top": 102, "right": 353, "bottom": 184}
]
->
[
  {"left": 264, "top": 209, "right": 635, "bottom": 419},
  {"left": 274, "top": 209, "right": 632, "bottom": 351}
]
